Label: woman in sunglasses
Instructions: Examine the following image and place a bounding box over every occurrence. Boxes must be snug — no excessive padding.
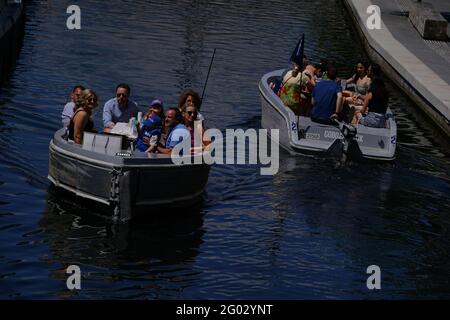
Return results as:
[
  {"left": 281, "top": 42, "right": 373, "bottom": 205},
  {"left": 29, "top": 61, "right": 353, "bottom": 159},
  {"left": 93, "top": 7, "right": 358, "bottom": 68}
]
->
[
  {"left": 182, "top": 105, "right": 198, "bottom": 148},
  {"left": 68, "top": 89, "right": 99, "bottom": 144},
  {"left": 182, "top": 104, "right": 209, "bottom": 152},
  {"left": 177, "top": 89, "right": 205, "bottom": 121}
]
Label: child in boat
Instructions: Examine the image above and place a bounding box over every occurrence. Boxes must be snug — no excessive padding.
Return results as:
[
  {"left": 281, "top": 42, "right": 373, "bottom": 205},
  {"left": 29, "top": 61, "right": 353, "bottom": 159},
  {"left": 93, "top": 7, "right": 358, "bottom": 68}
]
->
[
  {"left": 144, "top": 99, "right": 164, "bottom": 120},
  {"left": 135, "top": 114, "right": 162, "bottom": 152}
]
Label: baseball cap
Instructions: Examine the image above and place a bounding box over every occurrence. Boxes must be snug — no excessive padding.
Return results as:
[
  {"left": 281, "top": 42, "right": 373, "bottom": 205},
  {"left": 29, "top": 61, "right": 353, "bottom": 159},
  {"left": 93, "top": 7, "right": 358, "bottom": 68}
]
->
[{"left": 150, "top": 99, "right": 163, "bottom": 108}]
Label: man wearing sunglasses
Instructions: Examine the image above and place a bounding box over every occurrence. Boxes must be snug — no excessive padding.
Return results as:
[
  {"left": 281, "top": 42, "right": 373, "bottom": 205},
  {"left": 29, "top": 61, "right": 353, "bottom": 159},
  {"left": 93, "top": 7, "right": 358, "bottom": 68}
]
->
[
  {"left": 103, "top": 83, "right": 138, "bottom": 132},
  {"left": 157, "top": 108, "right": 190, "bottom": 155}
]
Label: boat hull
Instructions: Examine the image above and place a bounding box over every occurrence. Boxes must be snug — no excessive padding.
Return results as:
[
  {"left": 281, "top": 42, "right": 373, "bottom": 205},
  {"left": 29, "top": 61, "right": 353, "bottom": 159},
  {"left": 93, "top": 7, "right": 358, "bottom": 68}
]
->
[{"left": 48, "top": 129, "right": 210, "bottom": 221}]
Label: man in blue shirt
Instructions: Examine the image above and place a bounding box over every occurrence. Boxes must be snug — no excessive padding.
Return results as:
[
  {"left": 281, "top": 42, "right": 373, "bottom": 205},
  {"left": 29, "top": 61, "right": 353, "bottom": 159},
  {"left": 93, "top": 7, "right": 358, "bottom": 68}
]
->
[
  {"left": 61, "top": 85, "right": 85, "bottom": 127},
  {"left": 310, "top": 65, "right": 343, "bottom": 125},
  {"left": 103, "top": 83, "right": 138, "bottom": 132},
  {"left": 157, "top": 108, "right": 190, "bottom": 154}
]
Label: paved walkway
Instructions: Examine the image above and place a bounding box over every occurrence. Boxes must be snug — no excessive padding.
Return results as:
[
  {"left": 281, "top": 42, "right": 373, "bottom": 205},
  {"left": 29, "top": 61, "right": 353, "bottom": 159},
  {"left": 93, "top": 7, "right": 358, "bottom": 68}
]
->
[{"left": 344, "top": 0, "right": 450, "bottom": 137}]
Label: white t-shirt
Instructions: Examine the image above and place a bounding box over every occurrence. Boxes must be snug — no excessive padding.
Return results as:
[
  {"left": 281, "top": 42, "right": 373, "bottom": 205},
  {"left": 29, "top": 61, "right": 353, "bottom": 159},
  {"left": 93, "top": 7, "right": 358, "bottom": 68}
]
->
[{"left": 61, "top": 101, "right": 75, "bottom": 127}]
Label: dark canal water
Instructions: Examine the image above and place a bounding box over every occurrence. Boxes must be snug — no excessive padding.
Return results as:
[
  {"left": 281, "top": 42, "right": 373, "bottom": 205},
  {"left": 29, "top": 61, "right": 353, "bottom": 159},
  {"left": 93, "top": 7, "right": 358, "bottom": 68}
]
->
[{"left": 1, "top": 0, "right": 450, "bottom": 299}]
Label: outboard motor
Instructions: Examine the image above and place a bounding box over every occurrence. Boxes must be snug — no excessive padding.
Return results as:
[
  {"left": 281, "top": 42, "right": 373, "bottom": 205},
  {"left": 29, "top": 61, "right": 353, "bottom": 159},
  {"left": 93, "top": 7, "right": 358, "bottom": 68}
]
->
[
  {"left": 333, "top": 119, "right": 358, "bottom": 163},
  {"left": 339, "top": 122, "right": 357, "bottom": 140}
]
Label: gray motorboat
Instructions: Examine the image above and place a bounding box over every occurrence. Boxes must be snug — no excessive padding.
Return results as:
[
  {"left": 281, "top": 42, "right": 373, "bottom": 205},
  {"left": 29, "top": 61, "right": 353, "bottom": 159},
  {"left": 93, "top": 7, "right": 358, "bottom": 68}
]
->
[
  {"left": 259, "top": 69, "right": 397, "bottom": 161},
  {"left": 48, "top": 128, "right": 211, "bottom": 221}
]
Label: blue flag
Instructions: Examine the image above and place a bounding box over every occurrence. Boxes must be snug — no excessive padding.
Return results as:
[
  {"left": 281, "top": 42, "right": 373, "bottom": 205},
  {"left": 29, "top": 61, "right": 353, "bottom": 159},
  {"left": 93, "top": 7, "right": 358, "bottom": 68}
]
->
[{"left": 290, "top": 34, "right": 305, "bottom": 67}]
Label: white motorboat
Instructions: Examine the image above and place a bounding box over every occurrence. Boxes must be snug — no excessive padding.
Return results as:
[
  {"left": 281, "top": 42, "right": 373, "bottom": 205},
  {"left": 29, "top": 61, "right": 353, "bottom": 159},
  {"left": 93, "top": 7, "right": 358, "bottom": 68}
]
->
[{"left": 259, "top": 69, "right": 397, "bottom": 161}]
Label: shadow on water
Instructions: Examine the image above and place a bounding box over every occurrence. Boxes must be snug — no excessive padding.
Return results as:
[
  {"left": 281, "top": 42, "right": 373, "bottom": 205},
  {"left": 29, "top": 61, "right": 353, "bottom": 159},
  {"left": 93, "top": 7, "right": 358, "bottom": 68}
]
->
[
  {"left": 40, "top": 186, "right": 205, "bottom": 299},
  {"left": 0, "top": 5, "right": 25, "bottom": 87}
]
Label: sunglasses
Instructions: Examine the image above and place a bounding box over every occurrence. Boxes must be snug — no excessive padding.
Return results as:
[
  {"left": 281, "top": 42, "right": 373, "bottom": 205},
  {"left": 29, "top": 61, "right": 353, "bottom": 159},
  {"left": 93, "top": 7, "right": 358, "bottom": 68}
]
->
[
  {"left": 116, "top": 93, "right": 128, "bottom": 98},
  {"left": 187, "top": 111, "right": 198, "bottom": 117},
  {"left": 88, "top": 98, "right": 97, "bottom": 104}
]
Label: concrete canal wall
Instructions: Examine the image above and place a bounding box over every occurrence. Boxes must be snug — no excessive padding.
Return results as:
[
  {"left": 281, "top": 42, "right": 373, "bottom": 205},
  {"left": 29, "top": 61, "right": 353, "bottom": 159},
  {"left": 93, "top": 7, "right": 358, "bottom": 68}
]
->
[
  {"left": 0, "top": 0, "right": 24, "bottom": 84},
  {"left": 343, "top": 0, "right": 450, "bottom": 138}
]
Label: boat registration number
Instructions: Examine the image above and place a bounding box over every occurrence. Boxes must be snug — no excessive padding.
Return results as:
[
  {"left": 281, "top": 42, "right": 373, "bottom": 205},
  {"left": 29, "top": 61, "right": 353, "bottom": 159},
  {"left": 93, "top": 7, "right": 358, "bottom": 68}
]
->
[
  {"left": 324, "top": 130, "right": 364, "bottom": 143},
  {"left": 306, "top": 133, "right": 320, "bottom": 140}
]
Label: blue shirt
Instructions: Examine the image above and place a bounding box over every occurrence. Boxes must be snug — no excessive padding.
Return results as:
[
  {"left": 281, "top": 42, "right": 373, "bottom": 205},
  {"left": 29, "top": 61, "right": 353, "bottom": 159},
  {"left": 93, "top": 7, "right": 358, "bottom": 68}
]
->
[
  {"left": 103, "top": 98, "right": 138, "bottom": 128},
  {"left": 61, "top": 102, "right": 75, "bottom": 127},
  {"left": 166, "top": 123, "right": 190, "bottom": 149},
  {"left": 135, "top": 116, "right": 162, "bottom": 152},
  {"left": 311, "top": 80, "right": 342, "bottom": 121}
]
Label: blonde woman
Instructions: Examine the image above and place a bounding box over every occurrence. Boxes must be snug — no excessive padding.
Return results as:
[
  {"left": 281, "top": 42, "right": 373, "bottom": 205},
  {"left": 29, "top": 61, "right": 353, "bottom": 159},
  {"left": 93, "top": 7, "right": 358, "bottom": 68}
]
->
[{"left": 68, "top": 89, "right": 99, "bottom": 144}]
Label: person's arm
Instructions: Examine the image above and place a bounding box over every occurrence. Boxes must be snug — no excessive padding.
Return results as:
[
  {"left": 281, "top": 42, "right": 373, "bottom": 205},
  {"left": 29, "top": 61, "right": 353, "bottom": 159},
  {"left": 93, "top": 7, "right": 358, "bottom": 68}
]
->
[
  {"left": 197, "top": 122, "right": 210, "bottom": 148},
  {"left": 156, "top": 145, "right": 172, "bottom": 154},
  {"left": 103, "top": 100, "right": 115, "bottom": 129},
  {"left": 306, "top": 78, "right": 315, "bottom": 92},
  {"left": 157, "top": 128, "right": 176, "bottom": 154},
  {"left": 73, "top": 111, "right": 89, "bottom": 144},
  {"left": 62, "top": 116, "right": 71, "bottom": 128},
  {"left": 330, "top": 91, "right": 343, "bottom": 121},
  {"left": 159, "top": 128, "right": 190, "bottom": 154},
  {"left": 360, "top": 92, "right": 372, "bottom": 114},
  {"left": 335, "top": 92, "right": 343, "bottom": 114},
  {"left": 61, "top": 103, "right": 73, "bottom": 127},
  {"left": 346, "top": 75, "right": 354, "bottom": 84}
]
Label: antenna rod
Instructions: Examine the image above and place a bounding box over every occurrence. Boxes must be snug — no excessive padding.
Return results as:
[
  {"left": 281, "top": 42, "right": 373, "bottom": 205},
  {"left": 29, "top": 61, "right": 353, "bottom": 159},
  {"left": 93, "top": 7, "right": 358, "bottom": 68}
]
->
[{"left": 201, "top": 48, "right": 217, "bottom": 102}]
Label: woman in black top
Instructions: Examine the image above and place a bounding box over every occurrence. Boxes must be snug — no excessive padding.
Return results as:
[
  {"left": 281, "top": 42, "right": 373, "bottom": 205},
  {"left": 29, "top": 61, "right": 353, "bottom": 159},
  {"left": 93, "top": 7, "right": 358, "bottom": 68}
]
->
[
  {"left": 359, "top": 78, "right": 389, "bottom": 128},
  {"left": 68, "top": 89, "right": 98, "bottom": 144}
]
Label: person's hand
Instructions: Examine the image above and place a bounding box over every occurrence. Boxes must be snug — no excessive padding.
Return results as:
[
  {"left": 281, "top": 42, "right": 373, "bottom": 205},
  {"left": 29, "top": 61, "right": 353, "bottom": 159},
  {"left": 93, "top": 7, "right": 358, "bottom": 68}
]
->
[
  {"left": 103, "top": 127, "right": 112, "bottom": 133},
  {"left": 145, "top": 143, "right": 156, "bottom": 153},
  {"left": 142, "top": 136, "right": 150, "bottom": 145}
]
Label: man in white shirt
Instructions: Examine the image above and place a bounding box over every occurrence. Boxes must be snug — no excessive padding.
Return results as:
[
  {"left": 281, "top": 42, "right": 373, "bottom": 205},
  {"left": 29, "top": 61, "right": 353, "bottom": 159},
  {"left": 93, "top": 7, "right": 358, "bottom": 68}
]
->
[{"left": 61, "top": 85, "right": 85, "bottom": 127}]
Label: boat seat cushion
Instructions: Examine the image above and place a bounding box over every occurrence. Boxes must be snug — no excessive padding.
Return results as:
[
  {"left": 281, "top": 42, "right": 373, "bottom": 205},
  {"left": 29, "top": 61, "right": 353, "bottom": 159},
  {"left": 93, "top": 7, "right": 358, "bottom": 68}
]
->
[{"left": 82, "top": 132, "right": 123, "bottom": 154}]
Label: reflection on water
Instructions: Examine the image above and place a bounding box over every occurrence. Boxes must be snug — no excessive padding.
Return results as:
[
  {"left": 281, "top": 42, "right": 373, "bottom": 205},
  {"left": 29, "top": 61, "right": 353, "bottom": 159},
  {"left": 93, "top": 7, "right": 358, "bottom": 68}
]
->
[
  {"left": 40, "top": 186, "right": 205, "bottom": 299},
  {"left": 0, "top": 4, "right": 25, "bottom": 86},
  {"left": 0, "top": 0, "right": 449, "bottom": 299}
]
